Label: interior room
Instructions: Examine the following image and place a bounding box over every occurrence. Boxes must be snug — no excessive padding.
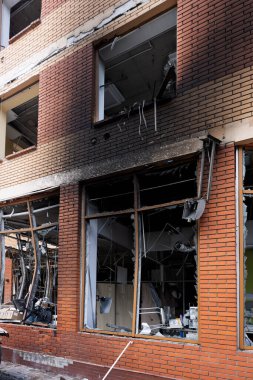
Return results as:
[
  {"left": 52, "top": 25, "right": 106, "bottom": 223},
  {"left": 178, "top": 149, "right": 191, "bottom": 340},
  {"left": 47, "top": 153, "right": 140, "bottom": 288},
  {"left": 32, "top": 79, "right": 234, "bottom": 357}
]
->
[
  {"left": 5, "top": 96, "right": 38, "bottom": 155},
  {"left": 97, "top": 7, "right": 177, "bottom": 120},
  {"left": 0, "top": 195, "right": 59, "bottom": 328}
]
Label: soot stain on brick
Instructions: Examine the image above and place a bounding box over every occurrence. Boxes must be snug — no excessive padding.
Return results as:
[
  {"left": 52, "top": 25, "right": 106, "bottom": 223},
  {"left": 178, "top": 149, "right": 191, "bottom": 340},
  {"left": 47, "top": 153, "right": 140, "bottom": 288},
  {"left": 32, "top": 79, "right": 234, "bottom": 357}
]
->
[{"left": 0, "top": 0, "right": 150, "bottom": 92}]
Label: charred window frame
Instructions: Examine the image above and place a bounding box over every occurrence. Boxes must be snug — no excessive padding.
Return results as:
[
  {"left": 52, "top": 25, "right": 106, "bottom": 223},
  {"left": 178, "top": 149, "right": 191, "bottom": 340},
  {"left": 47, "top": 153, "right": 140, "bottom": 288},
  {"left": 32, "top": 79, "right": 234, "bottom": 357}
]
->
[
  {"left": 0, "top": 83, "right": 39, "bottom": 158},
  {"left": 0, "top": 193, "right": 59, "bottom": 328},
  {"left": 81, "top": 160, "right": 199, "bottom": 342},
  {"left": 0, "top": 0, "right": 41, "bottom": 49},
  {"left": 238, "top": 146, "right": 253, "bottom": 348},
  {"left": 95, "top": 7, "right": 177, "bottom": 122}
]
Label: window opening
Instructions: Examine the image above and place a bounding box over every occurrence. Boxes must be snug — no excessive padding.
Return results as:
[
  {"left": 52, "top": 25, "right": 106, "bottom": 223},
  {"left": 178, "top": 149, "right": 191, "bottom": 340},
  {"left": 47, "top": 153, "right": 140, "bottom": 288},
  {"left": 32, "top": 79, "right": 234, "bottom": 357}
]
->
[
  {"left": 85, "top": 215, "right": 135, "bottom": 333},
  {"left": 0, "top": 83, "right": 39, "bottom": 158},
  {"left": 137, "top": 206, "right": 197, "bottom": 339},
  {"left": 83, "top": 161, "right": 199, "bottom": 341},
  {"left": 6, "top": 96, "right": 38, "bottom": 154},
  {"left": 240, "top": 146, "right": 253, "bottom": 347},
  {"left": 97, "top": 8, "right": 177, "bottom": 121},
  {"left": 138, "top": 162, "right": 197, "bottom": 207},
  {"left": 243, "top": 149, "right": 253, "bottom": 190},
  {"left": 86, "top": 176, "right": 134, "bottom": 215},
  {"left": 1, "top": 0, "right": 41, "bottom": 48},
  {"left": 0, "top": 194, "right": 59, "bottom": 328},
  {"left": 242, "top": 195, "right": 253, "bottom": 346}
]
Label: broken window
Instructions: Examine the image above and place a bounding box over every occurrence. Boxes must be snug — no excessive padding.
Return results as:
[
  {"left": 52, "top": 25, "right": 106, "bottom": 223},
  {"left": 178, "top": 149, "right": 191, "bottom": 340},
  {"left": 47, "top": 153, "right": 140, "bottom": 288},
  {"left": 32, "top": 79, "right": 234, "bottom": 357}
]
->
[
  {"left": 85, "top": 215, "right": 135, "bottom": 333},
  {"left": 0, "top": 194, "right": 59, "bottom": 328},
  {"left": 96, "top": 7, "right": 177, "bottom": 121},
  {"left": 0, "top": 83, "right": 39, "bottom": 158},
  {"left": 1, "top": 0, "right": 41, "bottom": 48},
  {"left": 240, "top": 146, "right": 253, "bottom": 347},
  {"left": 83, "top": 160, "right": 199, "bottom": 341},
  {"left": 138, "top": 207, "right": 197, "bottom": 339}
]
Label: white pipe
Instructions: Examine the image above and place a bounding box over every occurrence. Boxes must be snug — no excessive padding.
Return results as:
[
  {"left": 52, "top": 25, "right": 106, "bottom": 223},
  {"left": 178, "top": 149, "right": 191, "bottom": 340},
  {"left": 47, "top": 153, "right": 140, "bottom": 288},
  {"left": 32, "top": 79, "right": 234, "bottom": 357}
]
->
[{"left": 102, "top": 341, "right": 133, "bottom": 380}]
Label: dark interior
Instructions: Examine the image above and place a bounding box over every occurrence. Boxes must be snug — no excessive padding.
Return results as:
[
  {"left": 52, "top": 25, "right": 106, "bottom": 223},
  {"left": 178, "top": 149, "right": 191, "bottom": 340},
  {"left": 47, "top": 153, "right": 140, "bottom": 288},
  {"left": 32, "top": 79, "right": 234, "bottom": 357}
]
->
[{"left": 10, "top": 0, "right": 41, "bottom": 38}]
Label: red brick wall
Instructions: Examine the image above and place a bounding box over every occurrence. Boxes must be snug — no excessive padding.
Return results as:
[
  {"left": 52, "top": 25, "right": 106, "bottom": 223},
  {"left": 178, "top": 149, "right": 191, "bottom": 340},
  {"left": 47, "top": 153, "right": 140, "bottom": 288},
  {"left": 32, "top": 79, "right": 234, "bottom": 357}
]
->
[
  {"left": 41, "top": 0, "right": 68, "bottom": 18},
  {"left": 1, "top": 1, "right": 253, "bottom": 379},
  {"left": 38, "top": 44, "right": 94, "bottom": 145},
  {"left": 3, "top": 145, "right": 253, "bottom": 380},
  {"left": 0, "top": 1, "right": 252, "bottom": 191},
  {"left": 57, "top": 183, "right": 81, "bottom": 333},
  {"left": 177, "top": 0, "right": 253, "bottom": 93}
]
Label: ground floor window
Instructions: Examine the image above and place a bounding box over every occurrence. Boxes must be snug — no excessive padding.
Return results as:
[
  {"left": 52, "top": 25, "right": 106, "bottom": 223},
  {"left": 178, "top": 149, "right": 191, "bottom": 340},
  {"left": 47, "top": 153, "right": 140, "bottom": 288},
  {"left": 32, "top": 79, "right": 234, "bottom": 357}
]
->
[
  {"left": 239, "top": 146, "right": 253, "bottom": 347},
  {"left": 0, "top": 193, "right": 59, "bottom": 328},
  {"left": 83, "top": 161, "right": 198, "bottom": 340}
]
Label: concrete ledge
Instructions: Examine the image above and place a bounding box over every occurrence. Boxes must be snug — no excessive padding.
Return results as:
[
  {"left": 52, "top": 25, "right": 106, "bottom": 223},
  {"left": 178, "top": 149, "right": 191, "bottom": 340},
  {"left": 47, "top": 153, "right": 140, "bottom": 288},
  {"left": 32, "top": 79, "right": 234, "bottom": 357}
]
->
[{"left": 0, "top": 136, "right": 203, "bottom": 202}]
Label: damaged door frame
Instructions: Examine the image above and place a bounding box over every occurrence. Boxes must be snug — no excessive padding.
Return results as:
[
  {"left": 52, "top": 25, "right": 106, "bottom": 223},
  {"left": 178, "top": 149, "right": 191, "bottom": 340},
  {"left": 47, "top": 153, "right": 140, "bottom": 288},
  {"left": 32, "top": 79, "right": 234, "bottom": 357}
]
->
[{"left": 80, "top": 165, "right": 200, "bottom": 344}]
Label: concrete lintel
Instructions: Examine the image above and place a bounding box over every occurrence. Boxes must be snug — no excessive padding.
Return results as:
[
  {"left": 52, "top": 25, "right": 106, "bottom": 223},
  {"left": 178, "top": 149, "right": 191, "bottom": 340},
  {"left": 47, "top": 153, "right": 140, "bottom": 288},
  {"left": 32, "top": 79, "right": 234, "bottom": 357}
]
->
[
  {"left": 0, "top": 137, "right": 203, "bottom": 202},
  {"left": 209, "top": 117, "right": 253, "bottom": 145}
]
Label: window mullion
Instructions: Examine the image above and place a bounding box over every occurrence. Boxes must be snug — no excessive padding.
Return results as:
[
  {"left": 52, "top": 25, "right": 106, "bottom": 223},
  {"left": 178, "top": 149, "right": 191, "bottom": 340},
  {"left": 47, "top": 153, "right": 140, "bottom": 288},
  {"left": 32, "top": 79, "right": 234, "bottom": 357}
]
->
[
  {"left": 23, "top": 201, "right": 41, "bottom": 320},
  {"left": 132, "top": 175, "right": 140, "bottom": 335}
]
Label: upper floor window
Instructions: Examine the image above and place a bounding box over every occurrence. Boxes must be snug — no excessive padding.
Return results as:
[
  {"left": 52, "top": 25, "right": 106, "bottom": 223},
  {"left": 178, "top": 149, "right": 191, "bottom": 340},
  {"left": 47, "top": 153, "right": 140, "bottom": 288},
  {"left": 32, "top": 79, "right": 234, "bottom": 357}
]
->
[
  {"left": 1, "top": 0, "right": 41, "bottom": 48},
  {"left": 96, "top": 7, "right": 177, "bottom": 121},
  {"left": 0, "top": 82, "right": 39, "bottom": 158}
]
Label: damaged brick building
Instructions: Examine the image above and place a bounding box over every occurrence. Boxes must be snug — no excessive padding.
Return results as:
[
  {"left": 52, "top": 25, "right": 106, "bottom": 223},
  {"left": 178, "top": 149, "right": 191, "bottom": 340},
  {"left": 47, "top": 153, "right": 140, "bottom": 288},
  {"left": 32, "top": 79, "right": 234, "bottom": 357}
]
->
[{"left": 0, "top": 0, "right": 252, "bottom": 379}]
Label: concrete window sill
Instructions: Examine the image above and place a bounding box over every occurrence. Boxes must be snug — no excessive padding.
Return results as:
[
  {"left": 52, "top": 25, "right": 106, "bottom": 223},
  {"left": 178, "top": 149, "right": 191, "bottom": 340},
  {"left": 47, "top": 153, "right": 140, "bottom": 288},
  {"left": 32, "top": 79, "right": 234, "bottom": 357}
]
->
[
  {"left": 9, "top": 19, "right": 41, "bottom": 45},
  {"left": 5, "top": 145, "right": 37, "bottom": 160}
]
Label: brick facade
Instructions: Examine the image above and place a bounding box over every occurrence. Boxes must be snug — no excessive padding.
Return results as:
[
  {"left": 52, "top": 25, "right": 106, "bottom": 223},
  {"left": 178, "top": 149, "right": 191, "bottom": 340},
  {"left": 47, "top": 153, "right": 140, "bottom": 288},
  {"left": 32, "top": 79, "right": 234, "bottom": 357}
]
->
[{"left": 0, "top": 0, "right": 253, "bottom": 379}]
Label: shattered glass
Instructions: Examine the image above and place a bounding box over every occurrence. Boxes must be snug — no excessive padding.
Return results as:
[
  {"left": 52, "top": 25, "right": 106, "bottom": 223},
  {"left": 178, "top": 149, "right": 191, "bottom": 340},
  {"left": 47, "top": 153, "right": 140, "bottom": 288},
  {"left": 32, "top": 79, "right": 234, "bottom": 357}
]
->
[
  {"left": 243, "top": 196, "right": 253, "bottom": 345},
  {"left": 0, "top": 195, "right": 59, "bottom": 328}
]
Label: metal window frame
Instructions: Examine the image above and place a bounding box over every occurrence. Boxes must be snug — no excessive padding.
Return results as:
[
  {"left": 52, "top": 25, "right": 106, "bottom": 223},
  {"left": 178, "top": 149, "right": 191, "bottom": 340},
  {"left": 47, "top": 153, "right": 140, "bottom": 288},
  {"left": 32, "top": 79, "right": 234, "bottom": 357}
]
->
[
  {"left": 0, "top": 191, "right": 59, "bottom": 319},
  {"left": 80, "top": 172, "right": 199, "bottom": 344}
]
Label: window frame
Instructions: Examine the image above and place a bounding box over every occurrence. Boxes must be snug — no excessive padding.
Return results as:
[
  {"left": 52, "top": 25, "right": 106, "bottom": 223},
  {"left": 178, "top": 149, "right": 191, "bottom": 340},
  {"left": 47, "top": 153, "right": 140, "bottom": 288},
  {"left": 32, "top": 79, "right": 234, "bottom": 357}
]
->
[
  {"left": 1, "top": 0, "right": 41, "bottom": 49},
  {"left": 0, "top": 82, "right": 39, "bottom": 159},
  {"left": 0, "top": 190, "right": 59, "bottom": 325},
  {"left": 80, "top": 171, "right": 200, "bottom": 344},
  {"left": 94, "top": 6, "right": 177, "bottom": 123}
]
